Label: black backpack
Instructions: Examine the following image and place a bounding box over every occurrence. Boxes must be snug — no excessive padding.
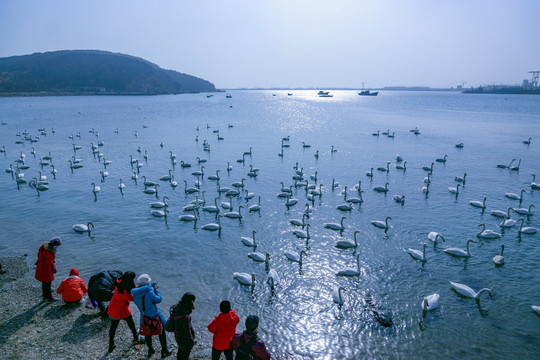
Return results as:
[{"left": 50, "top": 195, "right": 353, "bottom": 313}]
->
[{"left": 236, "top": 333, "right": 258, "bottom": 360}]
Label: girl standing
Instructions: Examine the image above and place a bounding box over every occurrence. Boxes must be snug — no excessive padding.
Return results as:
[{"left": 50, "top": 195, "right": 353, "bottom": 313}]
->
[
  {"left": 35, "top": 236, "right": 62, "bottom": 301},
  {"left": 170, "top": 292, "right": 197, "bottom": 360}
]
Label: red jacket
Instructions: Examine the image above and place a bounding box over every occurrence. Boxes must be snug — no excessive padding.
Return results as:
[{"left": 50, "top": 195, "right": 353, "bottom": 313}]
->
[
  {"left": 56, "top": 276, "right": 88, "bottom": 302},
  {"left": 107, "top": 287, "right": 133, "bottom": 319},
  {"left": 35, "top": 243, "right": 56, "bottom": 283},
  {"left": 207, "top": 309, "right": 240, "bottom": 350}
]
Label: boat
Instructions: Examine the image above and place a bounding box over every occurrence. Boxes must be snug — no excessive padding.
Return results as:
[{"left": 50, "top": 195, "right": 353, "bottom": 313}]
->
[
  {"left": 358, "top": 90, "right": 378, "bottom": 96},
  {"left": 226, "top": 94, "right": 232, "bottom": 98},
  {"left": 318, "top": 91, "right": 333, "bottom": 98},
  {"left": 206, "top": 94, "right": 214, "bottom": 98}
]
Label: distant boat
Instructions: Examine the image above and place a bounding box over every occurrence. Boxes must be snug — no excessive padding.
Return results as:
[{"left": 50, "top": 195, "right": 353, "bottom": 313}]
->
[
  {"left": 358, "top": 90, "right": 378, "bottom": 96},
  {"left": 206, "top": 94, "right": 214, "bottom": 98},
  {"left": 226, "top": 94, "right": 232, "bottom": 98},
  {"left": 287, "top": 93, "right": 293, "bottom": 96},
  {"left": 318, "top": 90, "right": 333, "bottom": 97}
]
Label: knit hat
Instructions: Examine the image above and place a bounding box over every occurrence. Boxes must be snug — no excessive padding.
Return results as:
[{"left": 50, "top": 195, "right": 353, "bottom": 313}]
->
[
  {"left": 48, "top": 236, "right": 62, "bottom": 246},
  {"left": 69, "top": 268, "right": 79, "bottom": 276},
  {"left": 136, "top": 273, "right": 151, "bottom": 286},
  {"left": 245, "top": 315, "right": 259, "bottom": 332}
]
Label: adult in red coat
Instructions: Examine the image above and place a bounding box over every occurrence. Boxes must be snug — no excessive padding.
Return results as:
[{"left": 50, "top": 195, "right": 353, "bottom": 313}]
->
[
  {"left": 56, "top": 268, "right": 88, "bottom": 303},
  {"left": 207, "top": 300, "right": 240, "bottom": 360},
  {"left": 34, "top": 236, "right": 62, "bottom": 301},
  {"left": 107, "top": 271, "right": 140, "bottom": 353}
]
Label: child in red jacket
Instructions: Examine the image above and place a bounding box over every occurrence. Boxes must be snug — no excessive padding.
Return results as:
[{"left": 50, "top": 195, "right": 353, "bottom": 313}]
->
[
  {"left": 207, "top": 300, "right": 240, "bottom": 360},
  {"left": 56, "top": 268, "right": 88, "bottom": 303}
]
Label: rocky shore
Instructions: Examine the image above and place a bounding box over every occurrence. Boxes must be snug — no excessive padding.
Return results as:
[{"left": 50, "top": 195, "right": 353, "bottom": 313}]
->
[{"left": 0, "top": 256, "right": 212, "bottom": 360}]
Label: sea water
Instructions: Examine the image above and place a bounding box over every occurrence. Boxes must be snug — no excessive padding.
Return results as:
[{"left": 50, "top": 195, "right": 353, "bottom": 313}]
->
[{"left": 0, "top": 90, "right": 539, "bottom": 359}]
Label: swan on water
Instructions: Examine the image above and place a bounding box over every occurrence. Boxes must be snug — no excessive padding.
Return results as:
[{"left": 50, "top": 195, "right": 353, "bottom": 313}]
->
[
  {"left": 493, "top": 244, "right": 505, "bottom": 265},
  {"left": 477, "top": 223, "right": 501, "bottom": 239},
  {"left": 514, "top": 204, "right": 535, "bottom": 216},
  {"left": 393, "top": 195, "right": 405, "bottom": 204},
  {"left": 336, "top": 254, "right": 361, "bottom": 276},
  {"left": 532, "top": 305, "right": 540, "bottom": 315},
  {"left": 509, "top": 159, "right": 521, "bottom": 171},
  {"left": 333, "top": 286, "right": 346, "bottom": 306},
  {"left": 408, "top": 244, "right": 428, "bottom": 262},
  {"left": 248, "top": 251, "right": 269, "bottom": 263},
  {"left": 224, "top": 205, "right": 243, "bottom": 219},
  {"left": 436, "top": 155, "right": 448, "bottom": 163},
  {"left": 91, "top": 182, "right": 100, "bottom": 194},
  {"left": 249, "top": 196, "right": 261, "bottom": 212},
  {"left": 179, "top": 209, "right": 198, "bottom": 222},
  {"left": 517, "top": 218, "right": 538, "bottom": 234},
  {"left": 372, "top": 216, "right": 391, "bottom": 229},
  {"left": 427, "top": 232, "right": 445, "bottom": 243},
  {"left": 233, "top": 272, "right": 255, "bottom": 287},
  {"left": 203, "top": 197, "right": 220, "bottom": 213},
  {"left": 499, "top": 214, "right": 517, "bottom": 228},
  {"left": 366, "top": 168, "right": 373, "bottom": 178},
  {"left": 444, "top": 239, "right": 475, "bottom": 257},
  {"left": 201, "top": 215, "right": 222, "bottom": 231},
  {"left": 336, "top": 230, "right": 359, "bottom": 249},
  {"left": 73, "top": 222, "right": 94, "bottom": 233},
  {"left": 450, "top": 281, "right": 492, "bottom": 300},
  {"left": 448, "top": 184, "right": 461, "bottom": 194},
  {"left": 151, "top": 209, "right": 168, "bottom": 217},
  {"left": 184, "top": 180, "right": 199, "bottom": 194},
  {"left": 422, "top": 163, "right": 434, "bottom": 172},
  {"left": 325, "top": 217, "right": 346, "bottom": 231},
  {"left": 454, "top": 173, "right": 466, "bottom": 183},
  {"left": 522, "top": 137, "right": 532, "bottom": 145},
  {"left": 470, "top": 196, "right": 487, "bottom": 208},
  {"left": 373, "top": 182, "right": 389, "bottom": 193},
  {"left": 267, "top": 269, "right": 280, "bottom": 291},
  {"left": 422, "top": 294, "right": 440, "bottom": 311},
  {"left": 241, "top": 230, "right": 257, "bottom": 247},
  {"left": 396, "top": 161, "right": 407, "bottom": 171},
  {"left": 290, "top": 214, "right": 307, "bottom": 227},
  {"left": 491, "top": 206, "right": 513, "bottom": 218},
  {"left": 150, "top": 196, "right": 169, "bottom": 209},
  {"left": 497, "top": 159, "right": 515, "bottom": 169},
  {"left": 293, "top": 223, "right": 310, "bottom": 239},
  {"left": 207, "top": 170, "right": 220, "bottom": 181},
  {"left": 530, "top": 174, "right": 540, "bottom": 189},
  {"left": 160, "top": 170, "right": 173, "bottom": 181},
  {"left": 505, "top": 189, "right": 525, "bottom": 201},
  {"left": 377, "top": 162, "right": 390, "bottom": 173}
]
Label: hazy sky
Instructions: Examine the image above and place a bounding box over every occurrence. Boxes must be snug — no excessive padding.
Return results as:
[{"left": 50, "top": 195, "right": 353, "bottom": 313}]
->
[{"left": 1, "top": 0, "right": 539, "bottom": 89}]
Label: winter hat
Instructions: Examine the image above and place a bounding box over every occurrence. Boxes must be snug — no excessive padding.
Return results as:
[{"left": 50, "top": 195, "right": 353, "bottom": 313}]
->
[
  {"left": 69, "top": 268, "right": 79, "bottom": 276},
  {"left": 245, "top": 315, "right": 259, "bottom": 333},
  {"left": 48, "top": 236, "right": 62, "bottom": 246},
  {"left": 136, "top": 273, "right": 151, "bottom": 286}
]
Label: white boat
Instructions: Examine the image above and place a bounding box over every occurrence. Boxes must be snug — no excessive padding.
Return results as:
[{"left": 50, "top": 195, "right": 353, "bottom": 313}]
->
[{"left": 318, "top": 90, "right": 333, "bottom": 97}]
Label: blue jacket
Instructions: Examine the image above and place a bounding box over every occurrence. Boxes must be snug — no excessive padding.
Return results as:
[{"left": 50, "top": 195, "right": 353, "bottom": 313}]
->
[{"left": 131, "top": 285, "right": 166, "bottom": 325}]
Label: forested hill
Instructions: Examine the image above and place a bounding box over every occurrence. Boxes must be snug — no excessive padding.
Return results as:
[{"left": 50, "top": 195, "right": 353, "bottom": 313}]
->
[{"left": 0, "top": 50, "right": 217, "bottom": 95}]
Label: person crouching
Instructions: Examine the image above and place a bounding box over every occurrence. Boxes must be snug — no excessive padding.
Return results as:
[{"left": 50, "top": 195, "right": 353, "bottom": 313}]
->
[{"left": 56, "top": 268, "right": 88, "bottom": 303}]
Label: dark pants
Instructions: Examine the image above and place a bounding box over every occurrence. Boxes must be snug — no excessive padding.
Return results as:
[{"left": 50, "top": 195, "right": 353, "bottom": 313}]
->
[
  {"left": 212, "top": 347, "right": 233, "bottom": 360},
  {"left": 145, "top": 331, "right": 168, "bottom": 352},
  {"left": 108, "top": 315, "right": 138, "bottom": 351},
  {"left": 41, "top": 281, "right": 52, "bottom": 299},
  {"left": 177, "top": 346, "right": 192, "bottom": 360}
]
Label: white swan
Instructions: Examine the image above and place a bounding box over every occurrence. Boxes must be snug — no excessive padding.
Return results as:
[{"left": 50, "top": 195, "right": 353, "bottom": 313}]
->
[
  {"left": 284, "top": 250, "right": 307, "bottom": 264},
  {"left": 373, "top": 182, "right": 389, "bottom": 193},
  {"left": 517, "top": 218, "right": 538, "bottom": 234},
  {"left": 505, "top": 189, "right": 525, "bottom": 201},
  {"left": 191, "top": 166, "right": 205, "bottom": 177},
  {"left": 142, "top": 176, "right": 157, "bottom": 187},
  {"left": 290, "top": 214, "right": 307, "bottom": 227},
  {"left": 393, "top": 194, "right": 405, "bottom": 204},
  {"left": 293, "top": 223, "right": 310, "bottom": 239},
  {"left": 91, "top": 182, "right": 101, "bottom": 194},
  {"left": 522, "top": 137, "right": 532, "bottom": 145},
  {"left": 514, "top": 204, "right": 535, "bottom": 216},
  {"left": 532, "top": 305, "right": 540, "bottom": 315},
  {"left": 470, "top": 196, "right": 487, "bottom": 208},
  {"left": 477, "top": 223, "right": 501, "bottom": 239},
  {"left": 73, "top": 222, "right": 94, "bottom": 233},
  {"left": 372, "top": 216, "right": 391, "bottom": 229},
  {"left": 160, "top": 169, "right": 173, "bottom": 181},
  {"left": 493, "top": 244, "right": 505, "bottom": 265},
  {"left": 422, "top": 294, "right": 440, "bottom": 311},
  {"left": 448, "top": 184, "right": 461, "bottom": 194},
  {"left": 450, "top": 281, "right": 492, "bottom": 300},
  {"left": 285, "top": 195, "right": 298, "bottom": 207},
  {"left": 396, "top": 161, "right": 407, "bottom": 171},
  {"left": 530, "top": 174, "right": 540, "bottom": 189},
  {"left": 267, "top": 269, "right": 280, "bottom": 291},
  {"left": 207, "top": 170, "right": 220, "bottom": 181},
  {"left": 336, "top": 230, "right": 359, "bottom": 249},
  {"left": 366, "top": 168, "right": 373, "bottom": 178},
  {"left": 143, "top": 184, "right": 159, "bottom": 194},
  {"left": 249, "top": 196, "right": 261, "bottom": 212},
  {"left": 233, "top": 272, "right": 255, "bottom": 287},
  {"left": 498, "top": 214, "right": 517, "bottom": 228},
  {"left": 333, "top": 286, "right": 346, "bottom": 305},
  {"left": 491, "top": 206, "right": 513, "bottom": 218},
  {"left": 497, "top": 158, "right": 515, "bottom": 169},
  {"left": 510, "top": 159, "right": 521, "bottom": 171},
  {"left": 151, "top": 209, "right": 168, "bottom": 217},
  {"left": 337, "top": 202, "right": 353, "bottom": 211},
  {"left": 248, "top": 251, "right": 269, "bottom": 263},
  {"left": 150, "top": 196, "right": 169, "bottom": 209},
  {"left": 224, "top": 205, "right": 243, "bottom": 219},
  {"left": 336, "top": 254, "right": 361, "bottom": 276},
  {"left": 436, "top": 155, "right": 448, "bottom": 163},
  {"left": 203, "top": 197, "right": 220, "bottom": 213},
  {"left": 377, "top": 162, "right": 390, "bottom": 173},
  {"left": 325, "top": 217, "right": 346, "bottom": 231},
  {"left": 444, "top": 239, "right": 475, "bottom": 257},
  {"left": 454, "top": 173, "right": 466, "bottom": 183},
  {"left": 241, "top": 230, "right": 257, "bottom": 247},
  {"left": 427, "top": 232, "right": 445, "bottom": 243},
  {"left": 201, "top": 215, "right": 222, "bottom": 231},
  {"left": 408, "top": 244, "right": 427, "bottom": 262},
  {"left": 179, "top": 209, "right": 198, "bottom": 222},
  {"left": 184, "top": 180, "right": 199, "bottom": 194},
  {"left": 422, "top": 163, "right": 434, "bottom": 172}
]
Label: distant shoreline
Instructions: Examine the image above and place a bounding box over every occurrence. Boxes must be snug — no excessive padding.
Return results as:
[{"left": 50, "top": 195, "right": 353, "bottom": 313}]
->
[{"left": 0, "top": 91, "right": 223, "bottom": 98}]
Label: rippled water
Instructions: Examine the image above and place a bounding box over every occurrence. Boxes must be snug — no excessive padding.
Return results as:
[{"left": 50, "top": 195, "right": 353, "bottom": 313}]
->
[{"left": 1, "top": 91, "right": 539, "bottom": 359}]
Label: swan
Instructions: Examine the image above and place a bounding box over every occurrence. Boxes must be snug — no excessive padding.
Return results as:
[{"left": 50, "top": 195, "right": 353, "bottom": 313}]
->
[
  {"left": 184, "top": 180, "right": 199, "bottom": 194},
  {"left": 423, "top": 173, "right": 431, "bottom": 184},
  {"left": 336, "top": 254, "right": 361, "bottom": 276},
  {"left": 249, "top": 196, "right": 262, "bottom": 212},
  {"left": 310, "top": 171, "right": 318, "bottom": 181},
  {"left": 131, "top": 172, "right": 138, "bottom": 181},
  {"left": 510, "top": 159, "right": 521, "bottom": 171},
  {"left": 143, "top": 184, "right": 159, "bottom": 194},
  {"left": 493, "top": 244, "right": 505, "bottom": 265},
  {"left": 505, "top": 189, "right": 525, "bottom": 201},
  {"left": 333, "top": 286, "right": 346, "bottom": 306},
  {"left": 450, "top": 281, "right": 492, "bottom": 300},
  {"left": 366, "top": 168, "right": 374, "bottom": 178},
  {"left": 201, "top": 215, "right": 222, "bottom": 231},
  {"left": 455, "top": 143, "right": 464, "bottom": 148},
  {"left": 207, "top": 170, "right": 220, "bottom": 181},
  {"left": 313, "top": 150, "right": 319, "bottom": 159},
  {"left": 491, "top": 206, "right": 513, "bottom": 218},
  {"left": 73, "top": 222, "right": 94, "bottom": 234},
  {"left": 241, "top": 230, "right": 257, "bottom": 247},
  {"left": 531, "top": 174, "right": 540, "bottom": 189},
  {"left": 118, "top": 178, "right": 125, "bottom": 191},
  {"left": 248, "top": 251, "right": 269, "bottom": 263},
  {"left": 393, "top": 195, "right": 405, "bottom": 204},
  {"left": 203, "top": 197, "right": 220, "bottom": 213},
  {"left": 517, "top": 218, "right": 538, "bottom": 234},
  {"left": 226, "top": 162, "right": 233, "bottom": 171},
  {"left": 408, "top": 244, "right": 428, "bottom": 261},
  {"left": 325, "top": 217, "right": 346, "bottom": 231},
  {"left": 422, "top": 294, "right": 440, "bottom": 311},
  {"left": 68, "top": 160, "right": 83, "bottom": 169},
  {"left": 179, "top": 209, "right": 198, "bottom": 222},
  {"left": 233, "top": 272, "right": 255, "bottom": 287},
  {"left": 427, "top": 232, "right": 445, "bottom": 242},
  {"left": 191, "top": 166, "right": 205, "bottom": 177},
  {"left": 436, "top": 155, "right": 448, "bottom": 163},
  {"left": 267, "top": 269, "right": 280, "bottom": 291},
  {"left": 221, "top": 198, "right": 233, "bottom": 210},
  {"left": 151, "top": 209, "right": 168, "bottom": 217},
  {"left": 522, "top": 137, "right": 532, "bottom": 145},
  {"left": 197, "top": 157, "right": 207, "bottom": 164},
  {"left": 285, "top": 195, "right": 298, "bottom": 207},
  {"left": 377, "top": 162, "right": 390, "bottom": 172},
  {"left": 231, "top": 178, "right": 246, "bottom": 188},
  {"left": 477, "top": 223, "right": 501, "bottom": 239},
  {"left": 396, "top": 161, "right": 407, "bottom": 171},
  {"left": 448, "top": 184, "right": 461, "bottom": 194},
  {"left": 514, "top": 204, "right": 535, "bottom": 216},
  {"left": 422, "top": 163, "right": 434, "bottom": 172},
  {"left": 470, "top": 196, "right": 487, "bottom": 208},
  {"left": 382, "top": 129, "right": 390, "bottom": 135},
  {"left": 102, "top": 157, "right": 112, "bottom": 166},
  {"left": 499, "top": 214, "right": 517, "bottom": 228},
  {"left": 285, "top": 250, "right": 307, "bottom": 264},
  {"left": 337, "top": 203, "right": 353, "bottom": 211},
  {"left": 372, "top": 130, "right": 380, "bottom": 136},
  {"left": 336, "top": 230, "right": 360, "bottom": 249},
  {"left": 50, "top": 165, "right": 57, "bottom": 178},
  {"left": 347, "top": 190, "right": 363, "bottom": 204},
  {"left": 243, "top": 147, "right": 252, "bottom": 156},
  {"left": 142, "top": 176, "right": 157, "bottom": 187},
  {"left": 160, "top": 169, "right": 173, "bottom": 181},
  {"left": 150, "top": 196, "right": 169, "bottom": 209},
  {"left": 532, "top": 305, "right": 540, "bottom": 315},
  {"left": 373, "top": 182, "right": 389, "bottom": 193},
  {"left": 293, "top": 223, "right": 310, "bottom": 239},
  {"left": 302, "top": 141, "right": 311, "bottom": 148},
  {"left": 290, "top": 214, "right": 307, "bottom": 227},
  {"left": 444, "top": 239, "right": 475, "bottom": 257},
  {"left": 454, "top": 173, "right": 466, "bottom": 183},
  {"left": 224, "top": 205, "right": 243, "bottom": 219},
  {"left": 180, "top": 161, "right": 191, "bottom": 168},
  {"left": 497, "top": 159, "right": 515, "bottom": 169},
  {"left": 310, "top": 184, "right": 323, "bottom": 197},
  {"left": 372, "top": 216, "right": 391, "bottom": 229},
  {"left": 91, "top": 182, "right": 101, "bottom": 194}
]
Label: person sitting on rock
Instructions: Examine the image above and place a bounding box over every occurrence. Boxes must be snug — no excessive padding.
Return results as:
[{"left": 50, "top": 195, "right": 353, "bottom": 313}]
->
[{"left": 56, "top": 268, "right": 88, "bottom": 304}]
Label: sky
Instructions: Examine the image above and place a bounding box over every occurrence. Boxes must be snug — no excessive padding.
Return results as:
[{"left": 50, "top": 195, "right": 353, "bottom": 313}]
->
[{"left": 1, "top": 0, "right": 539, "bottom": 89}]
